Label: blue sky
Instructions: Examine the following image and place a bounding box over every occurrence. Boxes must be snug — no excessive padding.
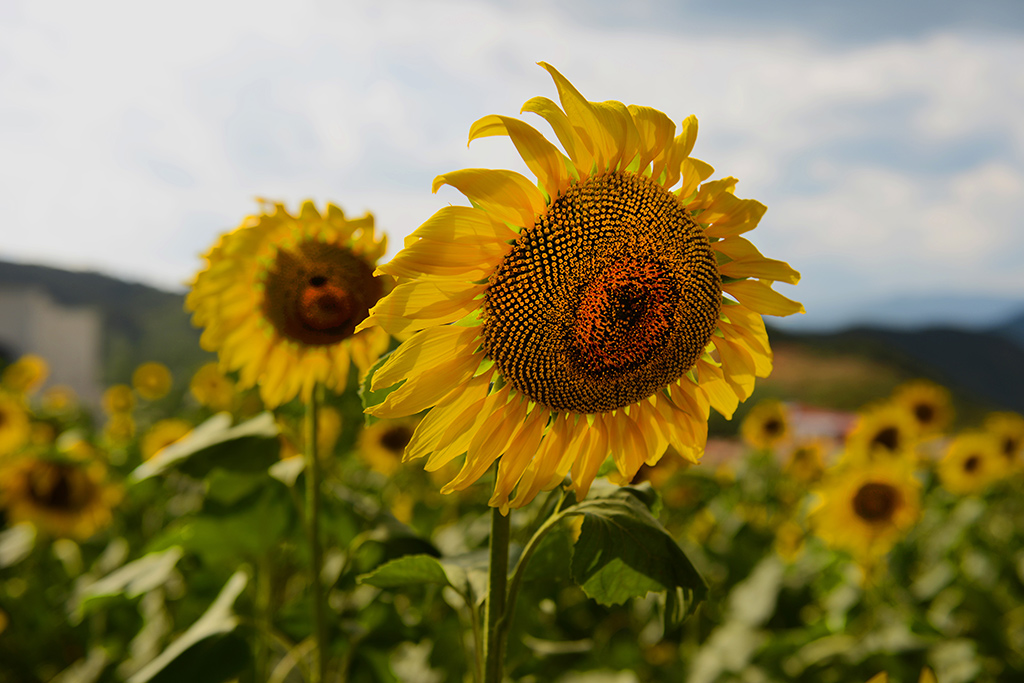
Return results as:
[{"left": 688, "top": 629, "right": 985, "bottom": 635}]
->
[{"left": 2, "top": 0, "right": 1022, "bottom": 329}]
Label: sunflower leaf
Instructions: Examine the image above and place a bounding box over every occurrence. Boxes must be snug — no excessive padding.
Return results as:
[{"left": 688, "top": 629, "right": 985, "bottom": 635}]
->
[
  {"left": 357, "top": 551, "right": 490, "bottom": 606},
  {"left": 566, "top": 492, "right": 706, "bottom": 610},
  {"left": 129, "top": 412, "right": 280, "bottom": 481}
]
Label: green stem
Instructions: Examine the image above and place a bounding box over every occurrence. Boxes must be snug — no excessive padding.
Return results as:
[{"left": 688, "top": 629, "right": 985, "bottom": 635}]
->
[
  {"left": 304, "top": 385, "right": 326, "bottom": 683},
  {"left": 483, "top": 507, "right": 511, "bottom": 683},
  {"left": 254, "top": 556, "right": 273, "bottom": 683}
]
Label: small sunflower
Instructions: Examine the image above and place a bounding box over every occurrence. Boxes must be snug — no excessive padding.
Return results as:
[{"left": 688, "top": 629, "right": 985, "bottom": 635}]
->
[
  {"left": 984, "top": 411, "right": 1024, "bottom": 472},
  {"left": 132, "top": 362, "right": 173, "bottom": 401},
  {"left": 0, "top": 394, "right": 30, "bottom": 457},
  {"left": 358, "top": 417, "right": 421, "bottom": 476},
  {"left": 189, "top": 362, "right": 236, "bottom": 412},
  {"left": 740, "top": 399, "right": 790, "bottom": 451},
  {"left": 844, "top": 402, "right": 918, "bottom": 464},
  {"left": 102, "top": 385, "right": 135, "bottom": 415},
  {"left": 141, "top": 419, "right": 192, "bottom": 461},
  {"left": 784, "top": 439, "right": 827, "bottom": 483},
  {"left": 0, "top": 456, "right": 121, "bottom": 539},
  {"left": 102, "top": 413, "right": 136, "bottom": 446},
  {"left": 2, "top": 354, "right": 49, "bottom": 395},
  {"left": 937, "top": 431, "right": 1003, "bottom": 495},
  {"left": 810, "top": 459, "right": 921, "bottom": 559},
  {"left": 40, "top": 385, "right": 78, "bottom": 415},
  {"left": 187, "top": 200, "right": 390, "bottom": 408},
  {"left": 891, "top": 379, "right": 953, "bottom": 437},
  {"left": 774, "top": 519, "right": 806, "bottom": 564},
  {"left": 363, "top": 63, "right": 802, "bottom": 510}
]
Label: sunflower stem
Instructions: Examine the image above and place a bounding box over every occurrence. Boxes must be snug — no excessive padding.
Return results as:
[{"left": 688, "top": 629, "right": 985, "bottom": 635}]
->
[
  {"left": 483, "top": 507, "right": 511, "bottom": 683},
  {"left": 304, "top": 385, "right": 327, "bottom": 683}
]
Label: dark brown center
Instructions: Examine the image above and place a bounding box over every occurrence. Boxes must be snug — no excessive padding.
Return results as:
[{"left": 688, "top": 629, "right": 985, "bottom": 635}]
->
[
  {"left": 913, "top": 402, "right": 935, "bottom": 425},
  {"left": 1003, "top": 437, "right": 1019, "bottom": 460},
  {"left": 763, "top": 418, "right": 783, "bottom": 436},
  {"left": 963, "top": 455, "right": 981, "bottom": 473},
  {"left": 381, "top": 425, "right": 413, "bottom": 455},
  {"left": 483, "top": 171, "right": 721, "bottom": 413},
  {"left": 871, "top": 426, "right": 900, "bottom": 452},
  {"left": 26, "top": 462, "right": 92, "bottom": 512},
  {"left": 852, "top": 482, "right": 899, "bottom": 523},
  {"left": 262, "top": 241, "right": 382, "bottom": 346}
]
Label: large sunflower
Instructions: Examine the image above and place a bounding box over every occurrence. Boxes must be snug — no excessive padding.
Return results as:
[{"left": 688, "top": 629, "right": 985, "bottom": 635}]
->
[
  {"left": 891, "top": 379, "right": 953, "bottom": 437},
  {"left": 187, "top": 200, "right": 391, "bottom": 408},
  {"left": 363, "top": 63, "right": 802, "bottom": 510},
  {"left": 843, "top": 402, "right": 919, "bottom": 464},
  {"left": 810, "top": 459, "right": 921, "bottom": 559},
  {"left": 937, "top": 431, "right": 1003, "bottom": 495},
  {"left": 0, "top": 456, "right": 121, "bottom": 539}
]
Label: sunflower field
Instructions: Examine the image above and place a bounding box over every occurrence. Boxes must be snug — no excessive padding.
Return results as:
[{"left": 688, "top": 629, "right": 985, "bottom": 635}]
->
[{"left": 2, "top": 64, "right": 1023, "bottom": 683}]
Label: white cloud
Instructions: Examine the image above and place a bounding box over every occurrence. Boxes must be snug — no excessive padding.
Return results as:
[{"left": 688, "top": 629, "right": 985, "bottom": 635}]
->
[{"left": 0, "top": 0, "right": 1021, "bottom": 323}]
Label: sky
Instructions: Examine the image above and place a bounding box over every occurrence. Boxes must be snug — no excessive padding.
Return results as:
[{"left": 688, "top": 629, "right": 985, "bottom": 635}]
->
[{"left": 2, "top": 0, "right": 1023, "bottom": 330}]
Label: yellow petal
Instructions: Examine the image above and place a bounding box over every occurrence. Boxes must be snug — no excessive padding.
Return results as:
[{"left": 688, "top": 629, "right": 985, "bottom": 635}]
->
[
  {"left": 678, "top": 157, "right": 715, "bottom": 201},
  {"left": 372, "top": 325, "right": 480, "bottom": 391},
  {"left": 570, "top": 415, "right": 607, "bottom": 501},
  {"left": 521, "top": 95, "right": 593, "bottom": 177},
  {"left": 426, "top": 381, "right": 509, "bottom": 471},
  {"left": 405, "top": 372, "right": 493, "bottom": 462},
  {"left": 714, "top": 337, "right": 756, "bottom": 401},
  {"left": 365, "top": 280, "right": 486, "bottom": 336},
  {"left": 628, "top": 104, "right": 675, "bottom": 177},
  {"left": 694, "top": 360, "right": 739, "bottom": 420},
  {"left": 592, "top": 100, "right": 638, "bottom": 172},
  {"left": 412, "top": 205, "right": 517, "bottom": 244},
  {"left": 659, "top": 115, "right": 699, "bottom": 188},
  {"left": 512, "top": 411, "right": 572, "bottom": 507},
  {"left": 490, "top": 404, "right": 548, "bottom": 511},
  {"left": 704, "top": 199, "right": 767, "bottom": 239},
  {"left": 537, "top": 62, "right": 617, "bottom": 172},
  {"left": 443, "top": 393, "right": 529, "bottom": 493},
  {"left": 370, "top": 351, "right": 483, "bottom": 418},
  {"left": 469, "top": 114, "right": 572, "bottom": 200},
  {"left": 716, "top": 237, "right": 800, "bottom": 284},
  {"left": 433, "top": 168, "right": 545, "bottom": 229},
  {"left": 723, "top": 279, "right": 805, "bottom": 317}
]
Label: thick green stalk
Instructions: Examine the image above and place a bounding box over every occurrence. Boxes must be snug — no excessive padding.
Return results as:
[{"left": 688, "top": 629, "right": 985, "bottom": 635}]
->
[
  {"left": 304, "top": 385, "right": 326, "bottom": 683},
  {"left": 483, "top": 508, "right": 511, "bottom": 683}
]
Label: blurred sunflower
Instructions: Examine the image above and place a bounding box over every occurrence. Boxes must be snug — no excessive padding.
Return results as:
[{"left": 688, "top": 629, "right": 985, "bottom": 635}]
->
[
  {"left": 844, "top": 402, "right": 918, "bottom": 464},
  {"left": 784, "top": 439, "right": 827, "bottom": 483},
  {"left": 810, "top": 459, "right": 921, "bottom": 559},
  {"left": 141, "top": 418, "right": 192, "bottom": 461},
  {"left": 740, "top": 399, "right": 790, "bottom": 451},
  {"left": 132, "top": 362, "right": 173, "bottom": 401},
  {"left": 102, "top": 384, "right": 135, "bottom": 415},
  {"left": 2, "top": 355, "right": 49, "bottom": 395},
  {"left": 189, "top": 362, "right": 236, "bottom": 412},
  {"left": 0, "top": 394, "right": 30, "bottom": 457},
  {"left": 187, "top": 200, "right": 390, "bottom": 408},
  {"left": 0, "top": 456, "right": 121, "bottom": 539},
  {"left": 40, "top": 385, "right": 78, "bottom": 415},
  {"left": 364, "top": 63, "right": 802, "bottom": 510},
  {"left": 774, "top": 519, "right": 806, "bottom": 563},
  {"left": 937, "top": 431, "right": 1003, "bottom": 495},
  {"left": 102, "top": 413, "right": 135, "bottom": 446},
  {"left": 891, "top": 379, "right": 953, "bottom": 437},
  {"left": 984, "top": 411, "right": 1024, "bottom": 472},
  {"left": 358, "top": 417, "right": 421, "bottom": 476}
]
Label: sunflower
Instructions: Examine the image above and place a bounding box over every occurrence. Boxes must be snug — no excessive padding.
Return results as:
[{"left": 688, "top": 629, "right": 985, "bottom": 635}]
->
[
  {"left": 102, "top": 384, "right": 135, "bottom": 415},
  {"left": 362, "top": 63, "right": 802, "bottom": 511},
  {"left": 102, "top": 413, "right": 136, "bottom": 446},
  {"left": 784, "top": 439, "right": 827, "bottom": 483},
  {"left": 141, "top": 418, "right": 192, "bottom": 461},
  {"left": 810, "top": 459, "right": 921, "bottom": 559},
  {"left": 187, "top": 200, "right": 390, "bottom": 408},
  {"left": 843, "top": 402, "right": 918, "bottom": 464},
  {"left": 358, "top": 417, "right": 421, "bottom": 476},
  {"left": 40, "top": 385, "right": 78, "bottom": 415},
  {"left": 189, "top": 362, "right": 236, "bottom": 412},
  {"left": 132, "top": 362, "right": 173, "bottom": 401},
  {"left": 937, "top": 431, "right": 1003, "bottom": 495},
  {"left": 891, "top": 379, "right": 953, "bottom": 437},
  {"left": 0, "top": 456, "right": 121, "bottom": 539},
  {"left": 0, "top": 394, "right": 30, "bottom": 457},
  {"left": 984, "top": 411, "right": 1024, "bottom": 473},
  {"left": 740, "top": 399, "right": 790, "bottom": 451},
  {"left": 2, "top": 354, "right": 49, "bottom": 395}
]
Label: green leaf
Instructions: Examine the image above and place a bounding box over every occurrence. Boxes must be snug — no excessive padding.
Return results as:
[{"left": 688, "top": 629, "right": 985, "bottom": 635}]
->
[
  {"left": 358, "top": 550, "right": 490, "bottom": 605},
  {"left": 359, "top": 351, "right": 400, "bottom": 426},
  {"left": 127, "top": 570, "right": 249, "bottom": 683},
  {"left": 566, "top": 492, "right": 706, "bottom": 610},
  {"left": 70, "top": 547, "right": 184, "bottom": 622},
  {"left": 129, "top": 412, "right": 280, "bottom": 481}
]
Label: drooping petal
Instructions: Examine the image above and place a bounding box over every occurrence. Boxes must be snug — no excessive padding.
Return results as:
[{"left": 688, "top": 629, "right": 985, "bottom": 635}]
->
[
  {"left": 569, "top": 414, "right": 608, "bottom": 500},
  {"left": 723, "top": 279, "right": 806, "bottom": 317},
  {"left": 362, "top": 280, "right": 487, "bottom": 336},
  {"left": 372, "top": 325, "right": 481, "bottom": 391},
  {"left": 443, "top": 393, "right": 530, "bottom": 493},
  {"left": 433, "top": 168, "right": 546, "bottom": 229},
  {"left": 489, "top": 404, "right": 548, "bottom": 511},
  {"left": 404, "top": 372, "right": 493, "bottom": 462},
  {"left": 469, "top": 114, "right": 572, "bottom": 200}
]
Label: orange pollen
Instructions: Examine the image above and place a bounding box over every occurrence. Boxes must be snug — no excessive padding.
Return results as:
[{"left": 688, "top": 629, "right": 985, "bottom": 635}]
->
[{"left": 299, "top": 279, "right": 354, "bottom": 331}]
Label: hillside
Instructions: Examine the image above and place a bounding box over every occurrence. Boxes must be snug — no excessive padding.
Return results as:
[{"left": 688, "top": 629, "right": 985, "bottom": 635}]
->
[{"left": 0, "top": 260, "right": 211, "bottom": 386}]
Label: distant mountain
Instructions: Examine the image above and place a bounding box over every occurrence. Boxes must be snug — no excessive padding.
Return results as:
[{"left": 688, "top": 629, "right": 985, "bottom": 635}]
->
[
  {"left": 995, "top": 311, "right": 1024, "bottom": 350},
  {"left": 770, "top": 323, "right": 1024, "bottom": 415},
  {"left": 0, "top": 260, "right": 211, "bottom": 386}
]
